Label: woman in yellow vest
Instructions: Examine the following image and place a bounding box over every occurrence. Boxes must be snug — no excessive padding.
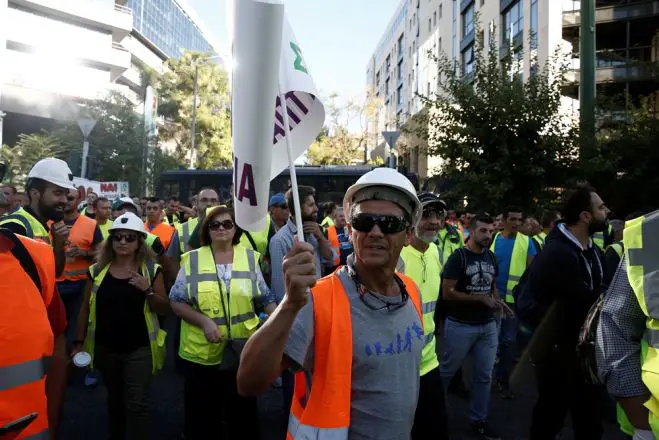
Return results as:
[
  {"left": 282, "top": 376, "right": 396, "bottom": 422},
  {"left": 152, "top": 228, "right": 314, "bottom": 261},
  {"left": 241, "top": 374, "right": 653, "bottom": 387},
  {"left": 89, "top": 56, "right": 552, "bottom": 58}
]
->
[
  {"left": 73, "top": 212, "right": 169, "bottom": 440},
  {"left": 169, "top": 205, "right": 276, "bottom": 440}
]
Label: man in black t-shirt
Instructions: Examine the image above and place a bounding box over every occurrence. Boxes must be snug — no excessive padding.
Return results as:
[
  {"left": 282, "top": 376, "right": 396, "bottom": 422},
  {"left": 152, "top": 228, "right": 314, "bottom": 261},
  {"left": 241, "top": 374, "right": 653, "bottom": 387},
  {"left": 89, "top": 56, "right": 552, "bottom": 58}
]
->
[{"left": 440, "top": 214, "right": 509, "bottom": 440}]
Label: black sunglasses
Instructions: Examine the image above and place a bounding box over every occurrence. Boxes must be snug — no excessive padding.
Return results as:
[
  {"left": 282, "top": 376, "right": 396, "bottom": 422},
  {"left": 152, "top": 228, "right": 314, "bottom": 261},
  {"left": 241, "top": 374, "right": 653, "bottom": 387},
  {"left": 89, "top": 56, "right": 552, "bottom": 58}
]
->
[
  {"left": 351, "top": 213, "right": 409, "bottom": 234},
  {"left": 209, "top": 220, "right": 235, "bottom": 231},
  {"left": 110, "top": 233, "right": 138, "bottom": 243}
]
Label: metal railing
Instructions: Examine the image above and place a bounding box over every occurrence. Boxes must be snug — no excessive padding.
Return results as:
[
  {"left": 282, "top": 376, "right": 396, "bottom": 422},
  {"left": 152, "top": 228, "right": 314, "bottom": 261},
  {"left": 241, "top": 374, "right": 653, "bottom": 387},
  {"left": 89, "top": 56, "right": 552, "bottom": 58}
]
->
[{"left": 114, "top": 4, "right": 132, "bottom": 15}]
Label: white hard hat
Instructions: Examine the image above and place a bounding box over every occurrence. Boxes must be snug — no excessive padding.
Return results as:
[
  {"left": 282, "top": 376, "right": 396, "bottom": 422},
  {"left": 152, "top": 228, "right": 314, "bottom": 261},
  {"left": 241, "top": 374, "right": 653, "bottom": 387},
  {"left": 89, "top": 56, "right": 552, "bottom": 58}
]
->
[
  {"left": 109, "top": 212, "right": 146, "bottom": 236},
  {"left": 27, "top": 158, "right": 76, "bottom": 190},
  {"left": 344, "top": 168, "right": 422, "bottom": 226}
]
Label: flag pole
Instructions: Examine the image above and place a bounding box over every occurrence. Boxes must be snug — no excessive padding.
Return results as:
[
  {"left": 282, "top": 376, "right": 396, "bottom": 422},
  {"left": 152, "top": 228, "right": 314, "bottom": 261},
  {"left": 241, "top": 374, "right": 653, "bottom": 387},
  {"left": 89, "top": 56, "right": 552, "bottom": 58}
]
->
[{"left": 279, "top": 86, "right": 305, "bottom": 242}]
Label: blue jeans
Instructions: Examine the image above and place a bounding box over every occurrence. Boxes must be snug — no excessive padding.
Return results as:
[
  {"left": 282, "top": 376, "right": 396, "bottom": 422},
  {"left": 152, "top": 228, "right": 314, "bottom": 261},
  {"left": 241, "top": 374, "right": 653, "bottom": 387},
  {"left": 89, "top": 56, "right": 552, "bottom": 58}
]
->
[
  {"left": 496, "top": 315, "right": 519, "bottom": 387},
  {"left": 440, "top": 318, "right": 499, "bottom": 422}
]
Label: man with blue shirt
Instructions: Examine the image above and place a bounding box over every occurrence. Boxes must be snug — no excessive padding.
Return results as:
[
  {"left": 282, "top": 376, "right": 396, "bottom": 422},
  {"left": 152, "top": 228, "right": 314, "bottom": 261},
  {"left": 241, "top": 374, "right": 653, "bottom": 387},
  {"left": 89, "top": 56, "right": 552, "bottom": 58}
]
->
[{"left": 491, "top": 206, "right": 536, "bottom": 399}]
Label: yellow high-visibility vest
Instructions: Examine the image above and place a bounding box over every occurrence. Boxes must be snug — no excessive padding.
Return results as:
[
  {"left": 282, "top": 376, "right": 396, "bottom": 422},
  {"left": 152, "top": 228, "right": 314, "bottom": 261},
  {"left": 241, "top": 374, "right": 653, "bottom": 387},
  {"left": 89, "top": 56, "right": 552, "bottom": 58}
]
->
[
  {"left": 397, "top": 243, "right": 441, "bottom": 376},
  {"left": 179, "top": 245, "right": 262, "bottom": 366},
  {"left": 491, "top": 232, "right": 531, "bottom": 303}
]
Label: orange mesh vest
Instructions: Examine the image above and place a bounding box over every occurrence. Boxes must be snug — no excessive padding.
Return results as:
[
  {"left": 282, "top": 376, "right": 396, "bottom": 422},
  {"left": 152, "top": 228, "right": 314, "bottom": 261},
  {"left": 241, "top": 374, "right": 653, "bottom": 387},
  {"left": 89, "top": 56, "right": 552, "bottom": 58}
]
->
[
  {"left": 286, "top": 270, "right": 423, "bottom": 440},
  {"left": 146, "top": 222, "right": 175, "bottom": 250},
  {"left": 0, "top": 231, "right": 55, "bottom": 439},
  {"left": 56, "top": 215, "right": 96, "bottom": 282},
  {"left": 326, "top": 226, "right": 340, "bottom": 266}
]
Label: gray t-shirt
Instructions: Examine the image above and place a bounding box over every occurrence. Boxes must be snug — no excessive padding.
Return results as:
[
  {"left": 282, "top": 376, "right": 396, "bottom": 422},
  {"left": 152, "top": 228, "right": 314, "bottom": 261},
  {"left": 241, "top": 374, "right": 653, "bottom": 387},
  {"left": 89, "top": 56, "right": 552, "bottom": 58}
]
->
[{"left": 284, "top": 265, "right": 423, "bottom": 440}]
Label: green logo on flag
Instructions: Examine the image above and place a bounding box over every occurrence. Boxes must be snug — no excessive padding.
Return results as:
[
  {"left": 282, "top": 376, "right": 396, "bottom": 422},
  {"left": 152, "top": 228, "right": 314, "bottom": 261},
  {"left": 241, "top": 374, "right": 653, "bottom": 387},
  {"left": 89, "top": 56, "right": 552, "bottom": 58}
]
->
[{"left": 290, "top": 42, "right": 308, "bottom": 74}]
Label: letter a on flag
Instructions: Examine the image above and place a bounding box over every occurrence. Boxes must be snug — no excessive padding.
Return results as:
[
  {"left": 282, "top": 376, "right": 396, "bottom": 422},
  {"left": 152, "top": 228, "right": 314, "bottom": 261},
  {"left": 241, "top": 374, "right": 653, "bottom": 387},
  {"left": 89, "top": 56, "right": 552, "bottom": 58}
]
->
[{"left": 232, "top": 0, "right": 325, "bottom": 232}]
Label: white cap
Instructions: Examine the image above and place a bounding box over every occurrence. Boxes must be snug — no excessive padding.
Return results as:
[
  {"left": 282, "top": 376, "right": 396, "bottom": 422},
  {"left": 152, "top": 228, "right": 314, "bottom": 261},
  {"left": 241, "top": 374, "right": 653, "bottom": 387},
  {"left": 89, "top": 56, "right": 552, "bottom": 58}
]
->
[
  {"left": 27, "top": 158, "right": 76, "bottom": 190},
  {"left": 343, "top": 168, "right": 422, "bottom": 226},
  {"left": 109, "top": 212, "right": 146, "bottom": 236},
  {"left": 117, "top": 197, "right": 138, "bottom": 210}
]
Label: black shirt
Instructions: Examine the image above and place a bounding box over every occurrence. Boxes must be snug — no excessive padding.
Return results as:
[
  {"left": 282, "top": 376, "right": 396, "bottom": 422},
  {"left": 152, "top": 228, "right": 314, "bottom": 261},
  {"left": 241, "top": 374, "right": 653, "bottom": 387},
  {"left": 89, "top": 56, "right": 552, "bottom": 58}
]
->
[
  {"left": 442, "top": 247, "right": 498, "bottom": 324},
  {"left": 90, "top": 267, "right": 162, "bottom": 353}
]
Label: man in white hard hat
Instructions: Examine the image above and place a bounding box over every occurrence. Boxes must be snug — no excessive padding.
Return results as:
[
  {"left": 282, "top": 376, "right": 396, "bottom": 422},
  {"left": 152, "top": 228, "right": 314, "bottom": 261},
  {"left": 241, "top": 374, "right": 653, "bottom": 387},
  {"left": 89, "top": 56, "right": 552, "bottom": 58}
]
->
[
  {"left": 0, "top": 158, "right": 77, "bottom": 277},
  {"left": 238, "top": 168, "right": 427, "bottom": 440},
  {"left": 0, "top": 158, "right": 70, "bottom": 436}
]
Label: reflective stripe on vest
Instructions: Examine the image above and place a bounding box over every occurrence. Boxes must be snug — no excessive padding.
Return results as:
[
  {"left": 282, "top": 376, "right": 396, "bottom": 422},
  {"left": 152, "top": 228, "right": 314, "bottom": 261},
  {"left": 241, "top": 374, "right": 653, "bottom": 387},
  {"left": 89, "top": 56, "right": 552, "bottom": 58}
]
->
[
  {"left": 0, "top": 208, "right": 50, "bottom": 243},
  {"left": 84, "top": 261, "right": 166, "bottom": 374},
  {"left": 398, "top": 243, "right": 441, "bottom": 376},
  {"left": 176, "top": 218, "right": 198, "bottom": 254},
  {"left": 326, "top": 226, "right": 340, "bottom": 266},
  {"left": 287, "top": 269, "right": 423, "bottom": 440},
  {"left": 0, "top": 235, "right": 55, "bottom": 439},
  {"left": 57, "top": 215, "right": 96, "bottom": 281},
  {"left": 623, "top": 211, "right": 659, "bottom": 438},
  {"left": 179, "top": 245, "right": 262, "bottom": 366},
  {"left": 491, "top": 232, "right": 530, "bottom": 303}
]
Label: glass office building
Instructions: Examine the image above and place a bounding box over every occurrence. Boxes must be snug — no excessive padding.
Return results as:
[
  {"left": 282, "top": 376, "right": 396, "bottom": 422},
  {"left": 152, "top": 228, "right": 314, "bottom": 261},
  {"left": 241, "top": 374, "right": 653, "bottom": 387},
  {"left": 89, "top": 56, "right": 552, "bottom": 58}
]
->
[{"left": 125, "top": 0, "right": 214, "bottom": 58}]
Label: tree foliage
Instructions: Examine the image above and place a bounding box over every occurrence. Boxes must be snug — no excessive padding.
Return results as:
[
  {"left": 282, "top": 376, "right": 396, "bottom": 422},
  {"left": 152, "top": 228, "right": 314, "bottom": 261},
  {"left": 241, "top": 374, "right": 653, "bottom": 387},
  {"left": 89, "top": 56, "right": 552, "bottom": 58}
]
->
[
  {"left": 584, "top": 100, "right": 659, "bottom": 217},
  {"left": 1, "top": 133, "right": 68, "bottom": 184},
  {"left": 158, "top": 51, "right": 231, "bottom": 169},
  {"left": 408, "top": 26, "right": 578, "bottom": 213},
  {"left": 306, "top": 93, "right": 381, "bottom": 165}
]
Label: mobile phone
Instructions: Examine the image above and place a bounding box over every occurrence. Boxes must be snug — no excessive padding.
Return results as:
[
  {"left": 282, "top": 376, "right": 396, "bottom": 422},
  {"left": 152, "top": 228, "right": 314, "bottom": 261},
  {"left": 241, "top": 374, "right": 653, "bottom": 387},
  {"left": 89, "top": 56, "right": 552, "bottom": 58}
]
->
[{"left": 0, "top": 413, "right": 38, "bottom": 435}]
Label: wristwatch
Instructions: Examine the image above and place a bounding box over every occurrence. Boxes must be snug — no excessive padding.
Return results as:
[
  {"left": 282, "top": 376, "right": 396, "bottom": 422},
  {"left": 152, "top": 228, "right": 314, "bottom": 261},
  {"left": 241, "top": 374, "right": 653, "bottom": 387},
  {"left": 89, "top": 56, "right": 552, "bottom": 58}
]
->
[{"left": 143, "top": 287, "right": 155, "bottom": 297}]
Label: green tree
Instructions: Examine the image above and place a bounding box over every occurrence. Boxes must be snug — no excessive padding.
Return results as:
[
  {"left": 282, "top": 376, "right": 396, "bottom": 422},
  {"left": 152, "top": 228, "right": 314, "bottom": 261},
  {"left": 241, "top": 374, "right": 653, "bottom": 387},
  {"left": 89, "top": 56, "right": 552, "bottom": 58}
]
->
[
  {"left": 157, "top": 51, "right": 231, "bottom": 169},
  {"left": 53, "top": 91, "right": 150, "bottom": 194},
  {"left": 408, "top": 27, "right": 578, "bottom": 213},
  {"left": 306, "top": 93, "right": 379, "bottom": 165},
  {"left": 0, "top": 132, "right": 69, "bottom": 184},
  {"left": 584, "top": 100, "right": 659, "bottom": 217}
]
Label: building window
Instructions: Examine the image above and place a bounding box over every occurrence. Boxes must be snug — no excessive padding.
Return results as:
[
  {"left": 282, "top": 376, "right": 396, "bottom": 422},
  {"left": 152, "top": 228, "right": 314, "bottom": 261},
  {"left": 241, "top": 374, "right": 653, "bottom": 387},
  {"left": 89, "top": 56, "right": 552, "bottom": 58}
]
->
[
  {"left": 511, "top": 48, "right": 523, "bottom": 81},
  {"left": 398, "top": 34, "right": 404, "bottom": 57},
  {"left": 439, "top": 37, "right": 443, "bottom": 52},
  {"left": 462, "top": 44, "right": 475, "bottom": 75},
  {"left": 433, "top": 11, "right": 437, "bottom": 26},
  {"left": 397, "top": 85, "right": 403, "bottom": 105},
  {"left": 503, "top": 0, "right": 523, "bottom": 42},
  {"left": 385, "top": 78, "right": 390, "bottom": 96},
  {"left": 481, "top": 0, "right": 485, "bottom": 5},
  {"left": 428, "top": 18, "right": 432, "bottom": 32},
  {"left": 462, "top": 3, "right": 474, "bottom": 38},
  {"left": 530, "top": 0, "right": 538, "bottom": 47},
  {"left": 376, "top": 71, "right": 381, "bottom": 86},
  {"left": 427, "top": 82, "right": 431, "bottom": 95},
  {"left": 439, "top": 3, "right": 442, "bottom": 18},
  {"left": 409, "top": 46, "right": 412, "bottom": 57},
  {"left": 386, "top": 55, "right": 391, "bottom": 73},
  {"left": 397, "top": 60, "right": 403, "bottom": 80}
]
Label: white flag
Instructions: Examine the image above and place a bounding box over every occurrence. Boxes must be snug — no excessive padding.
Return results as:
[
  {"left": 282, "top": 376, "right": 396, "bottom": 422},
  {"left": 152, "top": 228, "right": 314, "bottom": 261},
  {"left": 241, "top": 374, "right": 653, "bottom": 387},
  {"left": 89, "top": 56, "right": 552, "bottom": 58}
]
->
[
  {"left": 232, "top": 4, "right": 325, "bottom": 231},
  {"left": 231, "top": 0, "right": 285, "bottom": 232},
  {"left": 271, "top": 19, "right": 325, "bottom": 179}
]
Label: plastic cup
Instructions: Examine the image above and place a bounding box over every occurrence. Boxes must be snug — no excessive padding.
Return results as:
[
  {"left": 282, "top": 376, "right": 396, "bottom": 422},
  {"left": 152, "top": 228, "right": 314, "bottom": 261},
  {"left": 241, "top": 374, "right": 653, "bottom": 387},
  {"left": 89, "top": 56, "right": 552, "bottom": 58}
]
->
[{"left": 73, "top": 351, "right": 91, "bottom": 368}]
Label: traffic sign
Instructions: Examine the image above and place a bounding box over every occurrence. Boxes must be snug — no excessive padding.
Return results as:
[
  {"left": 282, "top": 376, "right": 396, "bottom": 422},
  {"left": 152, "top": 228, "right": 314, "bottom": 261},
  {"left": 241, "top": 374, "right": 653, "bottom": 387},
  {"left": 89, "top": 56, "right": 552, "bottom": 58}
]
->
[{"left": 382, "top": 131, "right": 401, "bottom": 150}]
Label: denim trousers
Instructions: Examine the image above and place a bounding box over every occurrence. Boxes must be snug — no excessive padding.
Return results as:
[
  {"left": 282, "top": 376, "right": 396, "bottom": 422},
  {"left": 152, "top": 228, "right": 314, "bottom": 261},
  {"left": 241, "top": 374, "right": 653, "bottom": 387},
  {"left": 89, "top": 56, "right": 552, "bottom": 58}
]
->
[{"left": 439, "top": 318, "right": 499, "bottom": 422}]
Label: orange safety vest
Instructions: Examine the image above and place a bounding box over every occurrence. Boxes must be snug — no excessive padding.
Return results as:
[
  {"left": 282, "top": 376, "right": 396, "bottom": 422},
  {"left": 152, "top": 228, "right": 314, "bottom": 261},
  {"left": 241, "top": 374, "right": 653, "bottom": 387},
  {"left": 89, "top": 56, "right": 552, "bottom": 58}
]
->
[
  {"left": 287, "top": 270, "right": 423, "bottom": 440},
  {"left": 145, "top": 222, "right": 175, "bottom": 251},
  {"left": 326, "top": 226, "right": 341, "bottom": 266},
  {"left": 56, "top": 215, "right": 96, "bottom": 282},
  {"left": 0, "top": 230, "right": 55, "bottom": 439}
]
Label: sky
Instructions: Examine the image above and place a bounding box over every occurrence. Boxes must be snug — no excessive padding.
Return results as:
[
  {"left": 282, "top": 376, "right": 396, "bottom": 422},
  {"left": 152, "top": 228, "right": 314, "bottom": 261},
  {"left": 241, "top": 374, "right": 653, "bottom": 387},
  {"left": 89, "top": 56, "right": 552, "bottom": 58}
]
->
[{"left": 188, "top": 0, "right": 401, "bottom": 101}]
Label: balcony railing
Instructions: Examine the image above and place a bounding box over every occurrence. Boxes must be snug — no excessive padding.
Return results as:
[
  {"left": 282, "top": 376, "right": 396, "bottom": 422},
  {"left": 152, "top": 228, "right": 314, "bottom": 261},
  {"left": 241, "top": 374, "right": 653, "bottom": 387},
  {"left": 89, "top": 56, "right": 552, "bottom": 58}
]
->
[{"left": 114, "top": 4, "right": 132, "bottom": 15}]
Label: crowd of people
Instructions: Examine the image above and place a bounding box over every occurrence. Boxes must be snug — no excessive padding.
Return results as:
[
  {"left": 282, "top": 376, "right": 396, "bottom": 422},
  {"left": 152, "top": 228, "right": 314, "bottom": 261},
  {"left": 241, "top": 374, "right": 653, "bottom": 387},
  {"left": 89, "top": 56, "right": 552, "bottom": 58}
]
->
[{"left": 1, "top": 156, "right": 658, "bottom": 440}]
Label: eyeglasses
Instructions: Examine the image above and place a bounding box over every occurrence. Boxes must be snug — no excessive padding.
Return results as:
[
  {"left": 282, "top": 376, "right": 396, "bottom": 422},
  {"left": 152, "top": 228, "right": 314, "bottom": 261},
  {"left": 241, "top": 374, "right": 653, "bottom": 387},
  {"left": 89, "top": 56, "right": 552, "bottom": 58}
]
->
[
  {"left": 110, "top": 233, "right": 138, "bottom": 243},
  {"left": 350, "top": 213, "right": 409, "bottom": 234},
  {"left": 209, "top": 220, "right": 235, "bottom": 231}
]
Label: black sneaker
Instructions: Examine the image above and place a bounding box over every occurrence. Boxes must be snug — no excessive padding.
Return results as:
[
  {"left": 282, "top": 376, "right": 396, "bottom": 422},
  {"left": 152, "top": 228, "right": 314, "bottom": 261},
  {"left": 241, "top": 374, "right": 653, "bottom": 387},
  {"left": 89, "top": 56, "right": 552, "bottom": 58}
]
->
[{"left": 468, "top": 420, "right": 501, "bottom": 440}]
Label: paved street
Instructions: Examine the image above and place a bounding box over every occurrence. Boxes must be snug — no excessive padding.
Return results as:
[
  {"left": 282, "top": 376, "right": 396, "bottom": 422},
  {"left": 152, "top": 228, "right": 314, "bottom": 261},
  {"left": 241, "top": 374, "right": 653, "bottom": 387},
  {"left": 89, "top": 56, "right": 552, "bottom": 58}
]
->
[{"left": 59, "top": 319, "right": 626, "bottom": 439}]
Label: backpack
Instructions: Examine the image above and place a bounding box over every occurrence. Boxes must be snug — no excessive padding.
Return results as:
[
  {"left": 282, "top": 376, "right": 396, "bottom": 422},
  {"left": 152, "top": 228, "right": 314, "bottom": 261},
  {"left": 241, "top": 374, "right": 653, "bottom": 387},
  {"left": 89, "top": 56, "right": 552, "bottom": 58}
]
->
[
  {"left": 512, "top": 257, "right": 547, "bottom": 331},
  {"left": 577, "top": 293, "right": 605, "bottom": 385}
]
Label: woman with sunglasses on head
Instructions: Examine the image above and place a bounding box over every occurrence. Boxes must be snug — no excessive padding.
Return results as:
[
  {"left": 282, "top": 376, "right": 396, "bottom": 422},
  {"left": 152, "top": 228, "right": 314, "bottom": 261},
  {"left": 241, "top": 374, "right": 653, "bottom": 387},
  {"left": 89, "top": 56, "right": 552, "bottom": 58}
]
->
[
  {"left": 73, "top": 212, "right": 169, "bottom": 440},
  {"left": 169, "top": 205, "right": 276, "bottom": 440}
]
